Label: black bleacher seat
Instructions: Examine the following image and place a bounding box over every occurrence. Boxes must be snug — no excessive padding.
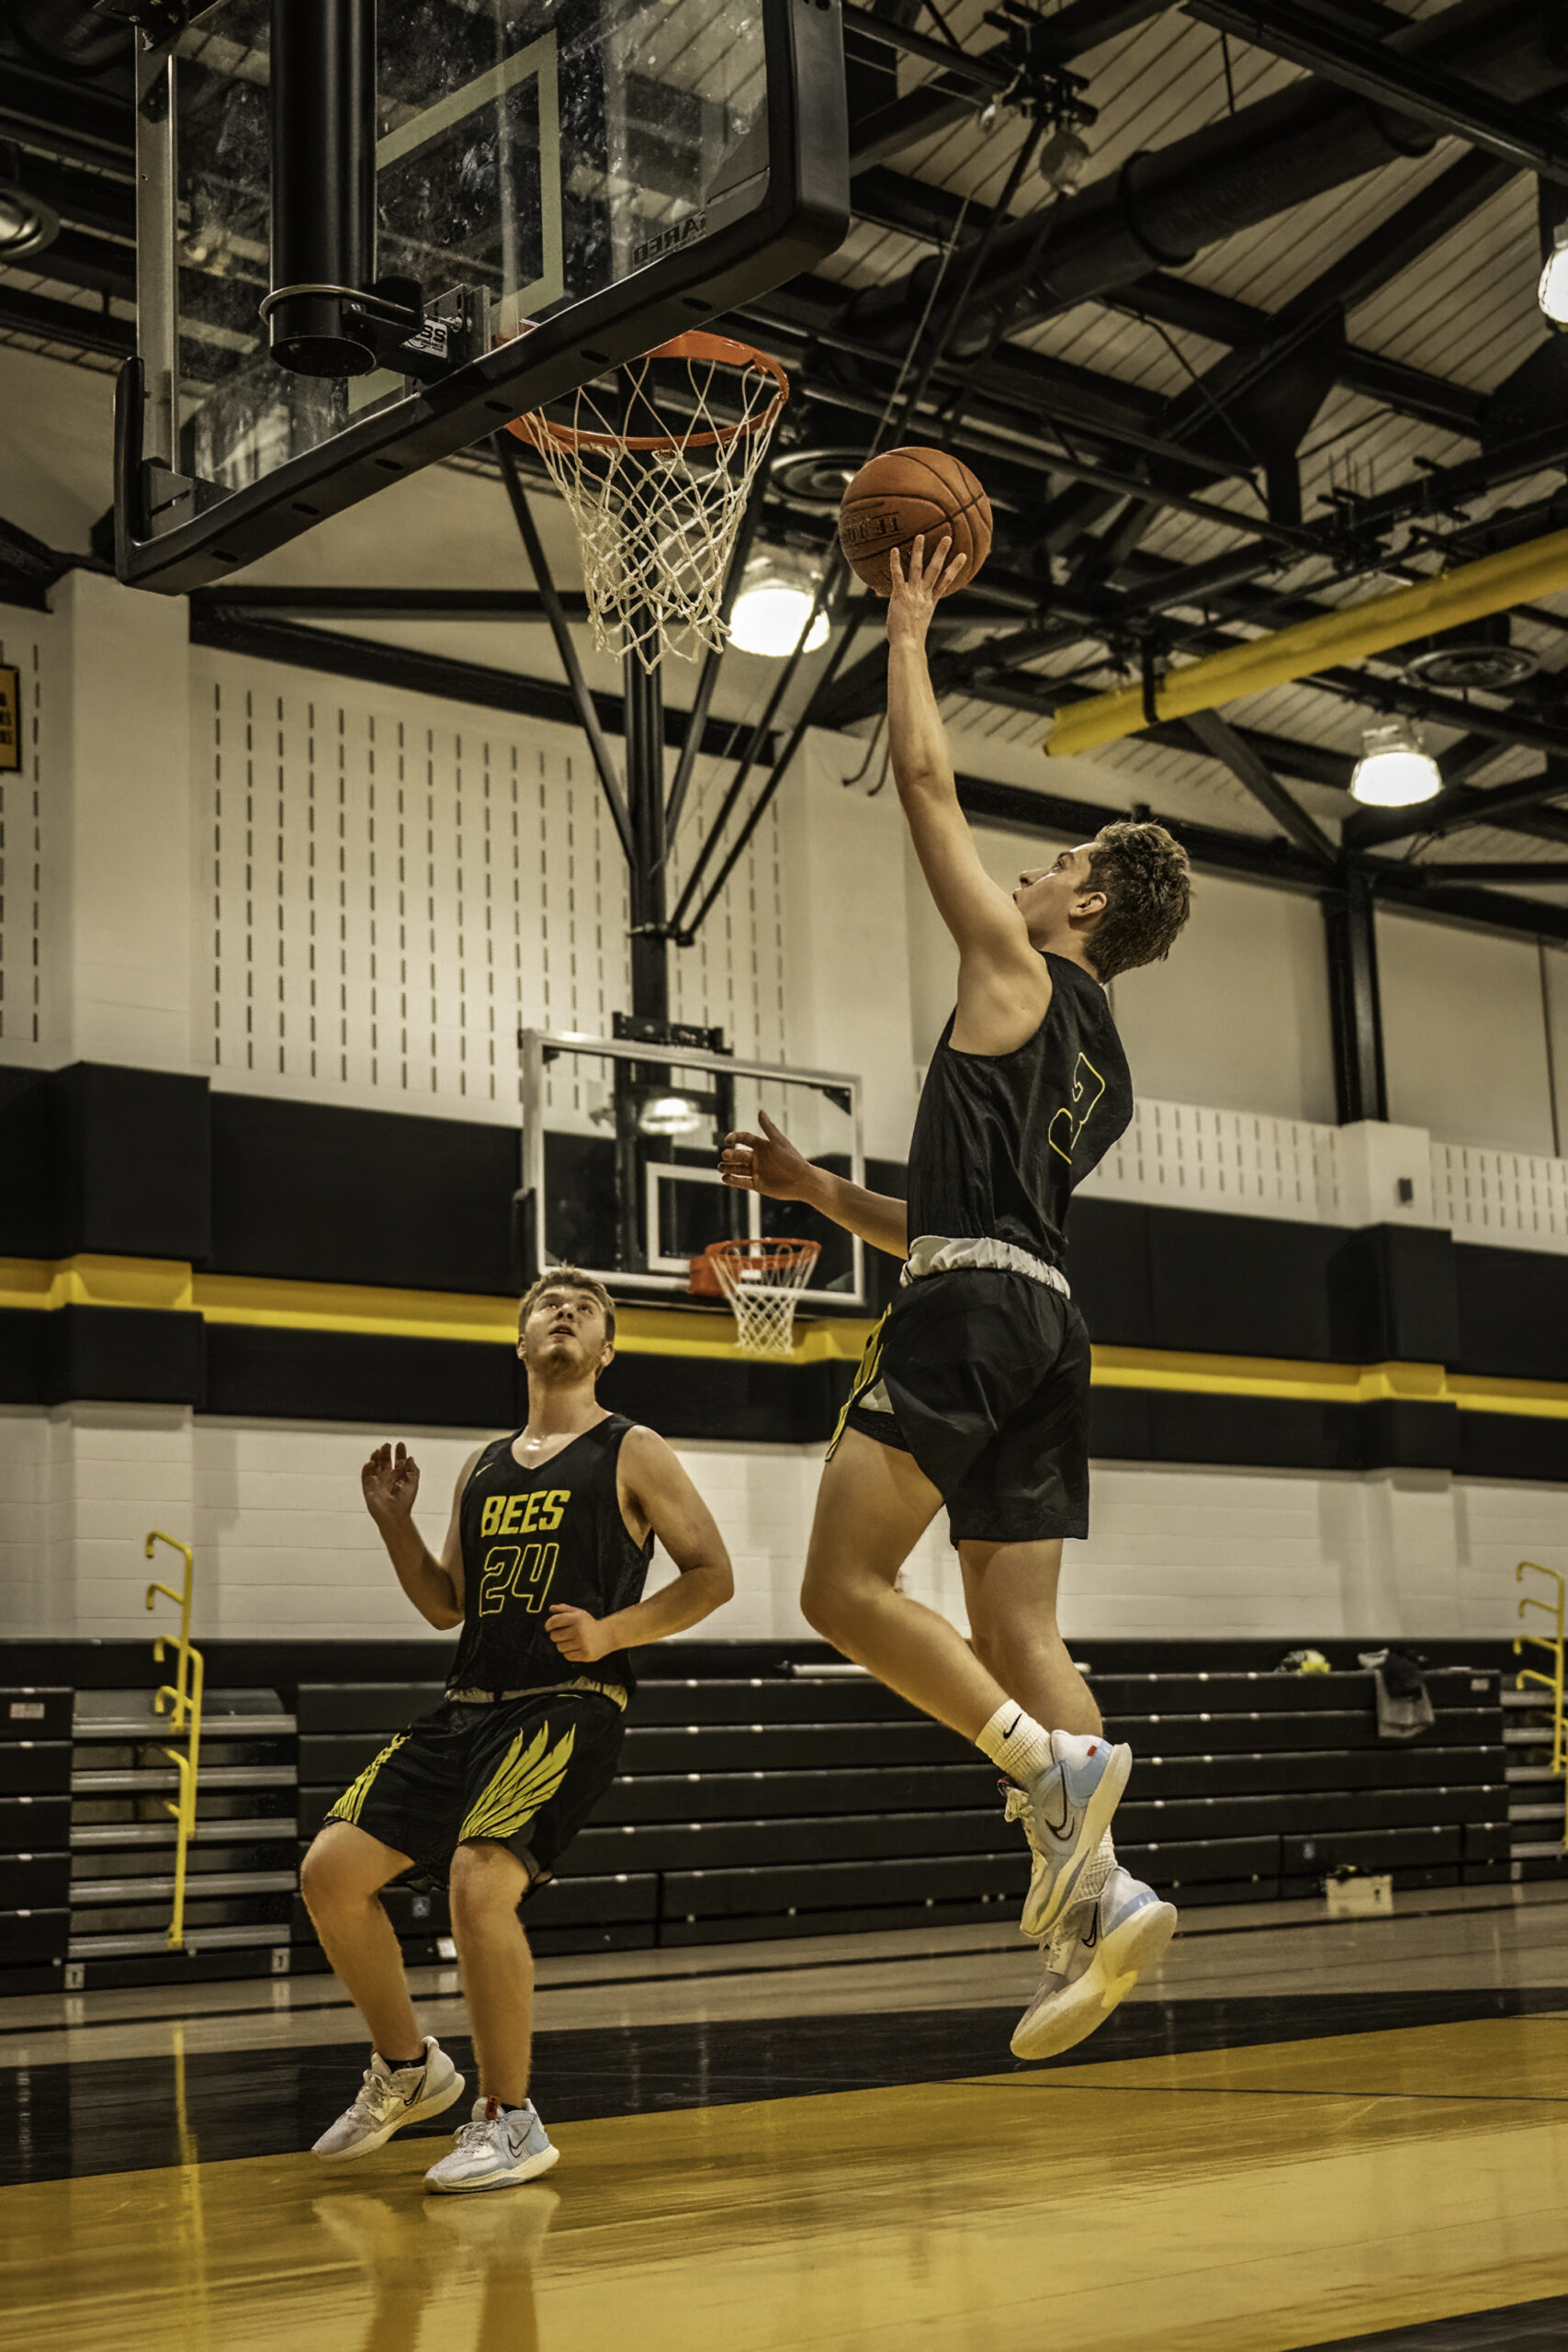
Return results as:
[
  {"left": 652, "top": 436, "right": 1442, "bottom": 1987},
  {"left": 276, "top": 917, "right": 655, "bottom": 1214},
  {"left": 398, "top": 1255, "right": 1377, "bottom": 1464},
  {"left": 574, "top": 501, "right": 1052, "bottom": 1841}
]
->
[
  {"left": 0, "top": 1692, "right": 73, "bottom": 1980},
  {"left": 279, "top": 1656, "right": 1509, "bottom": 1959}
]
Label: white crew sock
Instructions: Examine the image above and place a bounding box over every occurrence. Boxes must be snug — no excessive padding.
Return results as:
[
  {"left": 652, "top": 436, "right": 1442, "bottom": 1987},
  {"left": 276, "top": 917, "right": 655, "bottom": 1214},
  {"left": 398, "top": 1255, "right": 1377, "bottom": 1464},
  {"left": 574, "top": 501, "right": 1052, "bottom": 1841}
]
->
[{"left": 976, "top": 1702, "right": 1055, "bottom": 1786}]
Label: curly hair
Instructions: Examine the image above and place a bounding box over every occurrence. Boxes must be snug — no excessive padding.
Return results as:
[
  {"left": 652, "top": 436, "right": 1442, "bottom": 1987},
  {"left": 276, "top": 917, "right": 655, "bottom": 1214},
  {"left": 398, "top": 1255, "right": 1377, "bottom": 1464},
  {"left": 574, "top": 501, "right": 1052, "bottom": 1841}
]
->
[
  {"left": 517, "top": 1265, "right": 616, "bottom": 1347},
  {"left": 1083, "top": 820, "right": 1191, "bottom": 982}
]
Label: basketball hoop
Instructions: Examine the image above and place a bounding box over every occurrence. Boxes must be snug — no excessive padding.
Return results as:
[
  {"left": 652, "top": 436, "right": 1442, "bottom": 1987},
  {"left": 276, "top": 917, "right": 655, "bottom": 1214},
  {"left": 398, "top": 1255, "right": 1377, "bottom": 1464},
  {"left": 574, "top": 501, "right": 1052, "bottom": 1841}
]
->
[
  {"left": 508, "top": 332, "right": 789, "bottom": 672},
  {"left": 702, "top": 1237, "right": 819, "bottom": 1359}
]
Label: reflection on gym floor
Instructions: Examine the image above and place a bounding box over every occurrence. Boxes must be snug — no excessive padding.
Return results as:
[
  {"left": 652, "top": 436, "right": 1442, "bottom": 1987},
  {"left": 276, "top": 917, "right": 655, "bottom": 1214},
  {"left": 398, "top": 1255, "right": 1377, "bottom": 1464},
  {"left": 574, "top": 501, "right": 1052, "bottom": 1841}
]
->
[{"left": 2, "top": 1894, "right": 1566, "bottom": 2352}]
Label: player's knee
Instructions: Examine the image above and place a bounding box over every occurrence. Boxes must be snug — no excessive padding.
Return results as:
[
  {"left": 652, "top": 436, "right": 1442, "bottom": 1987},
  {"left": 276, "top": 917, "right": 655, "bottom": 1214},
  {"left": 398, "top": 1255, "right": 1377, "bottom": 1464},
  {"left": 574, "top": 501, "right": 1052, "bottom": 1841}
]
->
[
  {"left": 449, "top": 1840, "right": 528, "bottom": 1929},
  {"left": 799, "top": 1563, "right": 862, "bottom": 1650},
  {"left": 300, "top": 1833, "right": 356, "bottom": 1917}
]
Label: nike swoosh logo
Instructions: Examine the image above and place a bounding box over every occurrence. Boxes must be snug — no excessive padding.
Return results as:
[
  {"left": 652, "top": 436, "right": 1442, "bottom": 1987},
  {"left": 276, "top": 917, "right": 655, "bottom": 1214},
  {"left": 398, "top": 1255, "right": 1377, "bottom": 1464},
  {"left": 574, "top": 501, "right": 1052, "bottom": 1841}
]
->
[
  {"left": 1081, "top": 1907, "right": 1100, "bottom": 1950},
  {"left": 1039, "top": 1778, "right": 1075, "bottom": 1840}
]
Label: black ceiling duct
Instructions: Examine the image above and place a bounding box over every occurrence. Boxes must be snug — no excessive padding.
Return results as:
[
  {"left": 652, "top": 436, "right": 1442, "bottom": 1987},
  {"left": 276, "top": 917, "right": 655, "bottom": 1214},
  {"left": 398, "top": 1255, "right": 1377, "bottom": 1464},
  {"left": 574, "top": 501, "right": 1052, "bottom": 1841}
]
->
[
  {"left": 851, "top": 0, "right": 1568, "bottom": 357},
  {"left": 7, "top": 0, "right": 130, "bottom": 74}
]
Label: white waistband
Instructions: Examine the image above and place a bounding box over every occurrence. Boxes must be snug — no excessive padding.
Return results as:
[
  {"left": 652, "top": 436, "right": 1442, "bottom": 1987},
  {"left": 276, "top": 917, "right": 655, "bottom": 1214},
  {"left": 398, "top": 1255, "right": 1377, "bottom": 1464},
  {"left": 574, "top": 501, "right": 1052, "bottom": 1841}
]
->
[
  {"left": 903, "top": 1233, "right": 1071, "bottom": 1299},
  {"left": 447, "top": 1677, "right": 628, "bottom": 1712}
]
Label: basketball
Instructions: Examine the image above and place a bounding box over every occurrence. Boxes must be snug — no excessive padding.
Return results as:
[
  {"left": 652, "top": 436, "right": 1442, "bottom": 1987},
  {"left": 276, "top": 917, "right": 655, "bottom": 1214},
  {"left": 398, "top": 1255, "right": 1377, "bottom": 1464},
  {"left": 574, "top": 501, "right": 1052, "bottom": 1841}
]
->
[{"left": 838, "top": 447, "right": 993, "bottom": 597}]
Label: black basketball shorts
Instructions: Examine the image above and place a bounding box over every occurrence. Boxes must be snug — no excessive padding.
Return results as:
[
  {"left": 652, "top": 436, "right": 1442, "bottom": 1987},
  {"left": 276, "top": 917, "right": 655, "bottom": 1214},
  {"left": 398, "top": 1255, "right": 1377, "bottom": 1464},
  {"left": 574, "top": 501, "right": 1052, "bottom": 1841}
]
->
[
  {"left": 831, "top": 1267, "right": 1092, "bottom": 1545},
  {"left": 324, "top": 1687, "right": 625, "bottom": 1893}
]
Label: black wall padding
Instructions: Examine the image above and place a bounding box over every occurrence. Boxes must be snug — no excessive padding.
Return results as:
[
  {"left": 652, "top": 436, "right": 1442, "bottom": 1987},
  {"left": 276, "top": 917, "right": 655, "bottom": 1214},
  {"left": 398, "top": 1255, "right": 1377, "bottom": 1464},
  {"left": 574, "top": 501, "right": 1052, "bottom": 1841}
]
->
[
  {"left": 1452, "top": 1242, "right": 1568, "bottom": 1383},
  {"left": 207, "top": 1323, "right": 519, "bottom": 1429},
  {"left": 202, "top": 1319, "right": 852, "bottom": 1442},
  {"left": 209, "top": 1092, "right": 520, "bottom": 1293},
  {"left": 1346, "top": 1226, "right": 1460, "bottom": 1365},
  {"left": 1457, "top": 1410, "right": 1568, "bottom": 1483},
  {"left": 1066, "top": 1200, "right": 1463, "bottom": 1366},
  {"left": 2, "top": 1301, "right": 1557, "bottom": 1474},
  {"left": 0, "top": 1063, "right": 210, "bottom": 1261},
  {"left": 599, "top": 1350, "right": 852, "bottom": 1444},
  {"left": 1138, "top": 1392, "right": 1461, "bottom": 1475},
  {"left": 9, "top": 1305, "right": 207, "bottom": 1408}
]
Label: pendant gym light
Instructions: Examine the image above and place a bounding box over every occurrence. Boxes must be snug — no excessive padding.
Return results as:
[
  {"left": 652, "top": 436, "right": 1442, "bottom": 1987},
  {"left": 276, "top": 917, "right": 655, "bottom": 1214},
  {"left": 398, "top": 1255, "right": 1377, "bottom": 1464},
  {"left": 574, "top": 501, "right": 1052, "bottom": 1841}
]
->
[
  {"left": 1540, "top": 221, "right": 1568, "bottom": 325},
  {"left": 1349, "top": 721, "right": 1442, "bottom": 808},
  {"left": 729, "top": 555, "right": 830, "bottom": 657}
]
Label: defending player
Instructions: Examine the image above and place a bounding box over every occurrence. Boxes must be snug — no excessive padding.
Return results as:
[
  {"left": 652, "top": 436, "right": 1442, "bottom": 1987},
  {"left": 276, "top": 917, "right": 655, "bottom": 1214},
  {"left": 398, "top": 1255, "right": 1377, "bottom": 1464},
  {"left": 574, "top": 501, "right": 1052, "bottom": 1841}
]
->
[
  {"left": 301, "top": 1269, "right": 733, "bottom": 2188},
  {"left": 720, "top": 532, "right": 1190, "bottom": 2060}
]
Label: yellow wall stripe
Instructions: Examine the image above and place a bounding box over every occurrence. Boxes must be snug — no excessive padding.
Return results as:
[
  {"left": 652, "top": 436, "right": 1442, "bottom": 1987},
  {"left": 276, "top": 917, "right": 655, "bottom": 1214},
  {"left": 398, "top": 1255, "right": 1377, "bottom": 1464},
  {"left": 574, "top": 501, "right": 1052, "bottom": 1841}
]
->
[
  {"left": 0, "top": 1253, "right": 873, "bottom": 1364},
  {"left": 4, "top": 1253, "right": 1567, "bottom": 1417}
]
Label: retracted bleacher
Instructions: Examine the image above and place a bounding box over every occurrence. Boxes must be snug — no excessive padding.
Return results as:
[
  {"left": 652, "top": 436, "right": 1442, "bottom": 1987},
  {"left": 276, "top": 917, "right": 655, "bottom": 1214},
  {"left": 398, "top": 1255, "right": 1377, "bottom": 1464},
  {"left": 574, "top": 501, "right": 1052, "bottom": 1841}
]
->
[
  {"left": 1, "top": 1642, "right": 1517, "bottom": 1990},
  {"left": 291, "top": 1645, "right": 1512, "bottom": 1962}
]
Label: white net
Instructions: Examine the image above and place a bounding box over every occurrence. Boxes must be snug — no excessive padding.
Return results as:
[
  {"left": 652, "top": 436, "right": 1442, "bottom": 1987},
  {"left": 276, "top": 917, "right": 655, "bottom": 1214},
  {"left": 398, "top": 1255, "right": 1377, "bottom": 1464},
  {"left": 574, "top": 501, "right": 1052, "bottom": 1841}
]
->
[
  {"left": 707, "top": 1238, "right": 820, "bottom": 1359},
  {"left": 511, "top": 333, "right": 788, "bottom": 673}
]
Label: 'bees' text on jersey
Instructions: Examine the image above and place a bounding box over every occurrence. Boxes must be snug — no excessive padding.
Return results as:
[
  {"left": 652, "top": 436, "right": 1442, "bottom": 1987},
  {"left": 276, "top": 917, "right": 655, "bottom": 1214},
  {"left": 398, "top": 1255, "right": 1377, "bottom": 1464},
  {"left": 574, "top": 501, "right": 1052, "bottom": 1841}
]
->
[{"left": 446, "top": 1414, "right": 652, "bottom": 1698}]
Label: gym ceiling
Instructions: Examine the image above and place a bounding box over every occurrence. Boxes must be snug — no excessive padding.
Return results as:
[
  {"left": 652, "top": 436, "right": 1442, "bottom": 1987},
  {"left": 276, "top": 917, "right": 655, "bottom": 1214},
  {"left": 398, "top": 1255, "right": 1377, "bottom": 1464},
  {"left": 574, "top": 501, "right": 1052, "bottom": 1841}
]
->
[{"left": 3, "top": 0, "right": 1568, "bottom": 943}]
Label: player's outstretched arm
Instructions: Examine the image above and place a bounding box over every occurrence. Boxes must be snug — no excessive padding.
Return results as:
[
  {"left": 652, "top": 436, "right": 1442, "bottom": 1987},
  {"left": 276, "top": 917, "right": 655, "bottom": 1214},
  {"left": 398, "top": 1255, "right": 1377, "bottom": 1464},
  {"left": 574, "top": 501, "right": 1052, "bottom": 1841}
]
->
[
  {"left": 360, "top": 1441, "right": 475, "bottom": 1630},
  {"left": 717, "top": 1109, "right": 908, "bottom": 1259},
  {"left": 886, "top": 536, "right": 1052, "bottom": 1056},
  {"left": 546, "top": 1430, "right": 733, "bottom": 1664}
]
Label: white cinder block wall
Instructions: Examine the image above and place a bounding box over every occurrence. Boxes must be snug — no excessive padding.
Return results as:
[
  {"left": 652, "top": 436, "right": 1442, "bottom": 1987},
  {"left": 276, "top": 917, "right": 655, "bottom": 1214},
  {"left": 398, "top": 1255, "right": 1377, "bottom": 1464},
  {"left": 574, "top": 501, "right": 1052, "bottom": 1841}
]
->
[{"left": 0, "top": 1405, "right": 1549, "bottom": 1649}]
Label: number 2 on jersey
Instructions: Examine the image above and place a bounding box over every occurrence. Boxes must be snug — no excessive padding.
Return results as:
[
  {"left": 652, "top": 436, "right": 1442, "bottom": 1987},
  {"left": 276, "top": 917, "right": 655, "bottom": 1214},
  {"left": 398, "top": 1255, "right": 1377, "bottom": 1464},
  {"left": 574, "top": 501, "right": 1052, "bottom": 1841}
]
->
[
  {"left": 478, "top": 1542, "right": 560, "bottom": 1616},
  {"left": 1048, "top": 1052, "right": 1107, "bottom": 1163}
]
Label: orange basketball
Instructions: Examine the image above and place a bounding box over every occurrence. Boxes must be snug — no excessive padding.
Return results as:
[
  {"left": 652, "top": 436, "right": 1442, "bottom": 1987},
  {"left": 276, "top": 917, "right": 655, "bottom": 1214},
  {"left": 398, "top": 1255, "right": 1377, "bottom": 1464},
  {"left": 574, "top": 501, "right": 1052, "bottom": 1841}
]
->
[{"left": 838, "top": 446, "right": 992, "bottom": 597}]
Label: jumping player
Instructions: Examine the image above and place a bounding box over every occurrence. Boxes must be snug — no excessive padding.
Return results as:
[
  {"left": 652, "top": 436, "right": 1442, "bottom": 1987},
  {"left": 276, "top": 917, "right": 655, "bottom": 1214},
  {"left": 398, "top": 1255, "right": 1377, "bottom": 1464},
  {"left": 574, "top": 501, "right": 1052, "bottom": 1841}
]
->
[
  {"left": 720, "top": 531, "right": 1191, "bottom": 2059},
  {"left": 302, "top": 1269, "right": 733, "bottom": 2188}
]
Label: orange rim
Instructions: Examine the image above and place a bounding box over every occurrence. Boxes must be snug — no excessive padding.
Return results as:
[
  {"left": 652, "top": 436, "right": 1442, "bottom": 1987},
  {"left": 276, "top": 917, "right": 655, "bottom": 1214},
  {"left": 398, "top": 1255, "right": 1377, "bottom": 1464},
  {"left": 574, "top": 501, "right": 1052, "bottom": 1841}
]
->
[
  {"left": 507, "top": 332, "right": 788, "bottom": 457},
  {"left": 705, "top": 1237, "right": 819, "bottom": 1275}
]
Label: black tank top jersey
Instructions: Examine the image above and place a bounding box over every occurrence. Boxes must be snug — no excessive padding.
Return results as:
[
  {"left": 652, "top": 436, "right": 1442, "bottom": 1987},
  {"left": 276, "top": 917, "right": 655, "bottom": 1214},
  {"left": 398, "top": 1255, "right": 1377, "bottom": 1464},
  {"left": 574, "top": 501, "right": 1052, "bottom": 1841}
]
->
[
  {"left": 906, "top": 954, "right": 1133, "bottom": 1272},
  {"left": 446, "top": 1414, "right": 653, "bottom": 1699}
]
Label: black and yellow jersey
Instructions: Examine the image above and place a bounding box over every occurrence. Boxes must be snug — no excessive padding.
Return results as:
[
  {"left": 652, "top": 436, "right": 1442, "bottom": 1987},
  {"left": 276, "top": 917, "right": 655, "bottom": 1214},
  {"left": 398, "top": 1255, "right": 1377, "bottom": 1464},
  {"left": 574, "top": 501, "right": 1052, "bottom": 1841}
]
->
[
  {"left": 446, "top": 1414, "right": 652, "bottom": 1699},
  {"left": 907, "top": 954, "right": 1133, "bottom": 1272}
]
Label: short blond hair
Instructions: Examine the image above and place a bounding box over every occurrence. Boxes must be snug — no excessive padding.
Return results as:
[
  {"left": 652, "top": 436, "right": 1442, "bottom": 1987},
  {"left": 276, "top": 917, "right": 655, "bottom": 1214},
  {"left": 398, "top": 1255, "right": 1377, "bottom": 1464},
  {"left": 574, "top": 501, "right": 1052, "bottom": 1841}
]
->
[{"left": 517, "top": 1266, "right": 616, "bottom": 1346}]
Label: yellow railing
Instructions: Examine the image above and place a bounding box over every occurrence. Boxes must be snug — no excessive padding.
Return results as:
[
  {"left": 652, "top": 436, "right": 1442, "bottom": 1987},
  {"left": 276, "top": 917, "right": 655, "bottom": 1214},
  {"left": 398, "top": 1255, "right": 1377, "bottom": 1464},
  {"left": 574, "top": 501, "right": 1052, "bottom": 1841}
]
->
[
  {"left": 1514, "top": 1564, "right": 1567, "bottom": 1860},
  {"left": 143, "top": 1531, "right": 205, "bottom": 1950}
]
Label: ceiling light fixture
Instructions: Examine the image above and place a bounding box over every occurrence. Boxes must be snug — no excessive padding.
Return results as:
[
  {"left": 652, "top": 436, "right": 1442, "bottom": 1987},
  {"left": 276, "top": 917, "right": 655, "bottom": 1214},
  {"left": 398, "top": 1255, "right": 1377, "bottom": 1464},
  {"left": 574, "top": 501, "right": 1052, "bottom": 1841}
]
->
[
  {"left": 729, "top": 554, "right": 830, "bottom": 658},
  {"left": 1540, "top": 220, "right": 1568, "bottom": 325},
  {"left": 0, "top": 149, "right": 59, "bottom": 260},
  {"left": 1349, "top": 721, "right": 1442, "bottom": 808},
  {"left": 637, "top": 1092, "right": 706, "bottom": 1137}
]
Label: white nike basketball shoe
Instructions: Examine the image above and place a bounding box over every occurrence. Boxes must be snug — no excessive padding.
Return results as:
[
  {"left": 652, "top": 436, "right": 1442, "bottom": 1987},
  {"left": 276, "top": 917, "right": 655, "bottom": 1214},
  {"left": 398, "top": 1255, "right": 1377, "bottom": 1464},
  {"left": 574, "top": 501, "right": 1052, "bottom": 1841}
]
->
[
  {"left": 312, "top": 2036, "right": 465, "bottom": 2160},
  {"left": 1010, "top": 1866, "right": 1178, "bottom": 2062},
  {"left": 1007, "top": 1730, "right": 1134, "bottom": 1937}
]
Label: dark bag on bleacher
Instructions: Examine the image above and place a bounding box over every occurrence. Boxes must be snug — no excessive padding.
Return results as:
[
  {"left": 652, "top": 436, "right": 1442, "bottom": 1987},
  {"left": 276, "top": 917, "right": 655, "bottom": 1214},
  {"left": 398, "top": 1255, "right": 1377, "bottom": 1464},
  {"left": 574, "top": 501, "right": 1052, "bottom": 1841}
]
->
[{"left": 1358, "top": 1647, "right": 1435, "bottom": 1742}]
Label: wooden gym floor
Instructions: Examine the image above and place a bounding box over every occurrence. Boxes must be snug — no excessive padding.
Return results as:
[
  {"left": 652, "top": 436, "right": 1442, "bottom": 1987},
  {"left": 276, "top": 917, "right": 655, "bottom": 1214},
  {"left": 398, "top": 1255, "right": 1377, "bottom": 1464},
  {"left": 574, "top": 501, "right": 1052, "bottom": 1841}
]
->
[{"left": 2, "top": 1887, "right": 1565, "bottom": 2352}]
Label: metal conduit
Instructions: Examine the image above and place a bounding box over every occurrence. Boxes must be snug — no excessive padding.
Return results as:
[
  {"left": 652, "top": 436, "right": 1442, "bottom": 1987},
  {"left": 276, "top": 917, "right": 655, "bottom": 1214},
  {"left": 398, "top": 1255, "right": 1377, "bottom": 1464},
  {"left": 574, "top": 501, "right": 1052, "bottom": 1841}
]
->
[{"left": 1044, "top": 526, "right": 1568, "bottom": 759}]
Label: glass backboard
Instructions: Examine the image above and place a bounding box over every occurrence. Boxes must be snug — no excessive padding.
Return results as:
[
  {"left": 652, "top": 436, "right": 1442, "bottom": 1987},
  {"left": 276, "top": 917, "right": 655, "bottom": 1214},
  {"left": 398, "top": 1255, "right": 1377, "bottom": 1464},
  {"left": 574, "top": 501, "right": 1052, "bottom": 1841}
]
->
[
  {"left": 116, "top": 0, "right": 847, "bottom": 592},
  {"left": 521, "top": 1029, "right": 865, "bottom": 1307}
]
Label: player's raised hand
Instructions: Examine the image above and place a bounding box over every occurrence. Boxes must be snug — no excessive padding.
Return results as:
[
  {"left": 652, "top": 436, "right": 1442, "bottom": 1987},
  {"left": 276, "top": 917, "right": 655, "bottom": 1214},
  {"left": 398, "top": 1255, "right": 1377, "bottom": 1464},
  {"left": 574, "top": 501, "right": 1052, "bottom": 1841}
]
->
[
  {"left": 361, "top": 1441, "right": 420, "bottom": 1523},
  {"left": 719, "top": 1107, "right": 814, "bottom": 1201},
  {"left": 886, "top": 532, "right": 967, "bottom": 646},
  {"left": 546, "top": 1604, "right": 610, "bottom": 1663}
]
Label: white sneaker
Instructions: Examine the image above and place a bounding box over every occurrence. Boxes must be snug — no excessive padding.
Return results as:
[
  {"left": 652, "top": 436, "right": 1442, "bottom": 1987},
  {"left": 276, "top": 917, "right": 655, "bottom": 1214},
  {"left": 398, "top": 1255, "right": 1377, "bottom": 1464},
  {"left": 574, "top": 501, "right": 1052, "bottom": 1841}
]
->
[
  {"left": 311, "top": 2037, "right": 465, "bottom": 2161},
  {"left": 423, "top": 2095, "right": 560, "bottom": 2195},
  {"left": 1010, "top": 1867, "right": 1178, "bottom": 2062},
  {"left": 1005, "top": 1731, "right": 1134, "bottom": 1938}
]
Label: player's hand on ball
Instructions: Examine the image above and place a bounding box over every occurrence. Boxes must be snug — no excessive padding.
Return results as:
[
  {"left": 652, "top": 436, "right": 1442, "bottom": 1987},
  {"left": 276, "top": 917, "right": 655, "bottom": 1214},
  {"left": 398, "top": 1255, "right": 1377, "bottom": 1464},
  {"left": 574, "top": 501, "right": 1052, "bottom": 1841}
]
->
[
  {"left": 886, "top": 532, "right": 967, "bottom": 645},
  {"left": 719, "top": 1108, "right": 814, "bottom": 1201},
  {"left": 547, "top": 1604, "right": 609, "bottom": 1663},
  {"left": 362, "top": 1441, "right": 420, "bottom": 1521}
]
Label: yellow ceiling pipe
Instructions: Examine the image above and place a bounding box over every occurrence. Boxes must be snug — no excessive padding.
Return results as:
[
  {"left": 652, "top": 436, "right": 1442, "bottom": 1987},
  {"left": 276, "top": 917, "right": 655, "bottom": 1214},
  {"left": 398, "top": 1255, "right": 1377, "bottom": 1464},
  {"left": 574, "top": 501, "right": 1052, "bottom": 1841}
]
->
[{"left": 1043, "top": 523, "right": 1568, "bottom": 761}]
